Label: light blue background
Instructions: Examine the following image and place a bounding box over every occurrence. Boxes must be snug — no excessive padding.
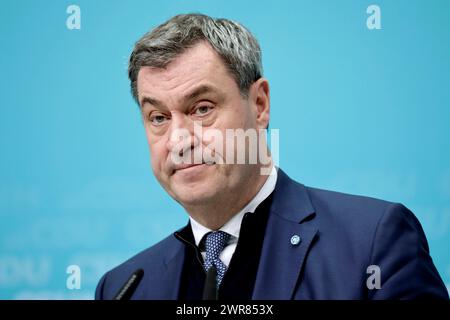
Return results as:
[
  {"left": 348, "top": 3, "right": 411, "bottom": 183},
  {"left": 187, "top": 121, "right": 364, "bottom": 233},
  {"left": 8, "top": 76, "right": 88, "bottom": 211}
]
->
[{"left": 1, "top": 0, "right": 449, "bottom": 299}]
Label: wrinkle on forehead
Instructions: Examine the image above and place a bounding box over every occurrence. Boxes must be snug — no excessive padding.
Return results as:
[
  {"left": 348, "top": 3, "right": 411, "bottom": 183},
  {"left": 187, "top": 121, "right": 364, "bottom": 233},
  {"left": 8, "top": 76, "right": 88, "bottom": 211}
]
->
[{"left": 137, "top": 41, "right": 235, "bottom": 106}]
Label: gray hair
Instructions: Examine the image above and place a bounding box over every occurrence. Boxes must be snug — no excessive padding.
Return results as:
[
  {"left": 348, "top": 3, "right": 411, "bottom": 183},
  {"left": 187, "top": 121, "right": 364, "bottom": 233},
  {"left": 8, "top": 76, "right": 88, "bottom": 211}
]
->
[{"left": 128, "top": 13, "right": 263, "bottom": 104}]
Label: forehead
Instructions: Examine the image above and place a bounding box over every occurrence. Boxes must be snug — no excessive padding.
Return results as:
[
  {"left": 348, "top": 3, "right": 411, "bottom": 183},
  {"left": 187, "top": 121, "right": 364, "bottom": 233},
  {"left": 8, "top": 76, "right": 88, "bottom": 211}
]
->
[{"left": 136, "top": 42, "right": 239, "bottom": 105}]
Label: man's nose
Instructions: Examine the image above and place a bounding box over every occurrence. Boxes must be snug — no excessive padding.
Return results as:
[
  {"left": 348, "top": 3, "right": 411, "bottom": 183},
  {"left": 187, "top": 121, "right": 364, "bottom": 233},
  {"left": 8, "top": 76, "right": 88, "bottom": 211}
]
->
[{"left": 166, "top": 115, "right": 200, "bottom": 156}]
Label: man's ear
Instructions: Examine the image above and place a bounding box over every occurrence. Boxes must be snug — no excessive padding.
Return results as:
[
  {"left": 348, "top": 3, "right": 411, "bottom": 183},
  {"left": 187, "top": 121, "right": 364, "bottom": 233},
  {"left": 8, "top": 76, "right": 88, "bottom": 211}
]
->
[{"left": 249, "top": 78, "right": 270, "bottom": 130}]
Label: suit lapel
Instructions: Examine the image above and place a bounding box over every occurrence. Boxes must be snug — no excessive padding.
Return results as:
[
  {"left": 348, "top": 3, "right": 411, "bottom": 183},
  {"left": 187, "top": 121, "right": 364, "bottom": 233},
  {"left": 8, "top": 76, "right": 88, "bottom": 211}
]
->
[
  {"left": 142, "top": 239, "right": 185, "bottom": 299},
  {"left": 252, "top": 215, "right": 317, "bottom": 299},
  {"left": 161, "top": 246, "right": 185, "bottom": 299},
  {"left": 252, "top": 169, "right": 318, "bottom": 299}
]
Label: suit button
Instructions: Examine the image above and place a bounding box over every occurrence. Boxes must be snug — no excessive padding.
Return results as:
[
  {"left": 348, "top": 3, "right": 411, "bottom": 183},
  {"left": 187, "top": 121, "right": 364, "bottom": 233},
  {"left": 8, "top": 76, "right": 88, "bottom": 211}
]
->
[{"left": 290, "top": 235, "right": 301, "bottom": 245}]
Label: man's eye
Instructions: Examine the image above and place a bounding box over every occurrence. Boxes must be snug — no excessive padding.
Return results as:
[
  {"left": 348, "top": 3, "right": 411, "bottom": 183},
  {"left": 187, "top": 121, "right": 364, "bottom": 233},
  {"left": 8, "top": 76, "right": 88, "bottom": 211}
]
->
[
  {"left": 194, "top": 105, "right": 213, "bottom": 116},
  {"left": 149, "top": 114, "right": 169, "bottom": 126}
]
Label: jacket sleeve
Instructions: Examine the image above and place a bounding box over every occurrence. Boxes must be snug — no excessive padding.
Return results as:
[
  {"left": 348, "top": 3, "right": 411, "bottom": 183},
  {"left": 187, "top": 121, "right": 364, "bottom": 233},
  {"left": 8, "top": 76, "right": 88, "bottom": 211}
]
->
[
  {"left": 95, "top": 272, "right": 109, "bottom": 300},
  {"left": 368, "top": 203, "right": 449, "bottom": 299}
]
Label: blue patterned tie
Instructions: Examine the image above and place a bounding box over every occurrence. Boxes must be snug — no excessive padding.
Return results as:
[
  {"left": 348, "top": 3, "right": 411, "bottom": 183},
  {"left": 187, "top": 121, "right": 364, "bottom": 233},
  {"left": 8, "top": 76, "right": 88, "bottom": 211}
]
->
[{"left": 203, "top": 231, "right": 231, "bottom": 287}]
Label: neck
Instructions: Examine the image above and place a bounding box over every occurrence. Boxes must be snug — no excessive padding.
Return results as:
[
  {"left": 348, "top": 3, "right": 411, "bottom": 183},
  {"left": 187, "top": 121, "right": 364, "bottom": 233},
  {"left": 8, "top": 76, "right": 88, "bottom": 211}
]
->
[{"left": 184, "top": 163, "right": 272, "bottom": 230}]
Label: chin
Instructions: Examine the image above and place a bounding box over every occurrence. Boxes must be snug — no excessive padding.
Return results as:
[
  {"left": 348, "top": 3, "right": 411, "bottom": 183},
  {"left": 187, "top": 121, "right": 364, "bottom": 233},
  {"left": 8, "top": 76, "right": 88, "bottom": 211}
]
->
[{"left": 172, "top": 184, "right": 219, "bottom": 206}]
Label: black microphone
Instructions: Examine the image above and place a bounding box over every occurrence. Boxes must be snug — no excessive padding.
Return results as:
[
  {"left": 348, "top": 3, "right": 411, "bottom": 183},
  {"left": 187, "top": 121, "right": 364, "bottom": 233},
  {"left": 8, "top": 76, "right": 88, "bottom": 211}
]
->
[
  {"left": 113, "top": 269, "right": 144, "bottom": 300},
  {"left": 202, "top": 266, "right": 218, "bottom": 300}
]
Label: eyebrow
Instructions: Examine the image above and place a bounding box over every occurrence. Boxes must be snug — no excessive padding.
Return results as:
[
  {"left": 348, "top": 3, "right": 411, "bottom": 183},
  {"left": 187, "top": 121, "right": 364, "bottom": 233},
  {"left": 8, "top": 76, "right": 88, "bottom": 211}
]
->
[
  {"left": 140, "top": 84, "right": 223, "bottom": 109},
  {"left": 140, "top": 96, "right": 165, "bottom": 109}
]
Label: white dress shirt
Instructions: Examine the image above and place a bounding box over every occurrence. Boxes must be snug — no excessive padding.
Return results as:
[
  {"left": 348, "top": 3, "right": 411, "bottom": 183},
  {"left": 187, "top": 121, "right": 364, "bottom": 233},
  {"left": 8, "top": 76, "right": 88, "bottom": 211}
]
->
[{"left": 189, "top": 166, "right": 278, "bottom": 267}]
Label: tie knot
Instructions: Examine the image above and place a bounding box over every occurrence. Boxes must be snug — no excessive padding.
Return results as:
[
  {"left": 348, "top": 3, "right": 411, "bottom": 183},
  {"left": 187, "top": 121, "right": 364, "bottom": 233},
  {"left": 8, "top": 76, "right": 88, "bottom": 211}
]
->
[{"left": 204, "top": 231, "right": 230, "bottom": 261}]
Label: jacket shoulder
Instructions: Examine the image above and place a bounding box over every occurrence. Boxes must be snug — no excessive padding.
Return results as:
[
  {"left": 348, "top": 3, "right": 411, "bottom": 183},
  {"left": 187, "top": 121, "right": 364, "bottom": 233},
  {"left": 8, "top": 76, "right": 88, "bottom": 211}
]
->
[{"left": 305, "top": 186, "right": 394, "bottom": 226}]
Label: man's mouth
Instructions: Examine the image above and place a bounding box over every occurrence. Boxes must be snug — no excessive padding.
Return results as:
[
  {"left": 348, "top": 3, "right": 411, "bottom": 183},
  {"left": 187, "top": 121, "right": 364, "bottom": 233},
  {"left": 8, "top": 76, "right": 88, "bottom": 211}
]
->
[{"left": 172, "top": 161, "right": 215, "bottom": 174}]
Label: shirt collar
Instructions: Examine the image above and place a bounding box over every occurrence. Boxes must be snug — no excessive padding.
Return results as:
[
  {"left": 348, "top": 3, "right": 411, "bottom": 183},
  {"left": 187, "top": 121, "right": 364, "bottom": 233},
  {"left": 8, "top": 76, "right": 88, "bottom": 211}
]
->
[{"left": 189, "top": 166, "right": 278, "bottom": 247}]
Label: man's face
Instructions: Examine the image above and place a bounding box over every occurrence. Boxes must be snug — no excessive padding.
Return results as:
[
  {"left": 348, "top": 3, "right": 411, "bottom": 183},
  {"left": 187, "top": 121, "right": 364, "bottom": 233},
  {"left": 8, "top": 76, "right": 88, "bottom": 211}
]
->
[{"left": 136, "top": 41, "right": 265, "bottom": 207}]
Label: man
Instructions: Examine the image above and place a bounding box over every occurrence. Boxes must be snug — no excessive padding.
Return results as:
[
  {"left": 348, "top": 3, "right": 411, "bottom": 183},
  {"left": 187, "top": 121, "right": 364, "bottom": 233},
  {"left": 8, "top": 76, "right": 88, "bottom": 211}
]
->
[{"left": 95, "top": 13, "right": 448, "bottom": 300}]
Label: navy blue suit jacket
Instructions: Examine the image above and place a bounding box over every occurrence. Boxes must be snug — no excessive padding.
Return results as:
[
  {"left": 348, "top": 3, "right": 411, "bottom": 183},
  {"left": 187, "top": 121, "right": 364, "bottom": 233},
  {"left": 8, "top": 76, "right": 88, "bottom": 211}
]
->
[{"left": 96, "top": 169, "right": 448, "bottom": 299}]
